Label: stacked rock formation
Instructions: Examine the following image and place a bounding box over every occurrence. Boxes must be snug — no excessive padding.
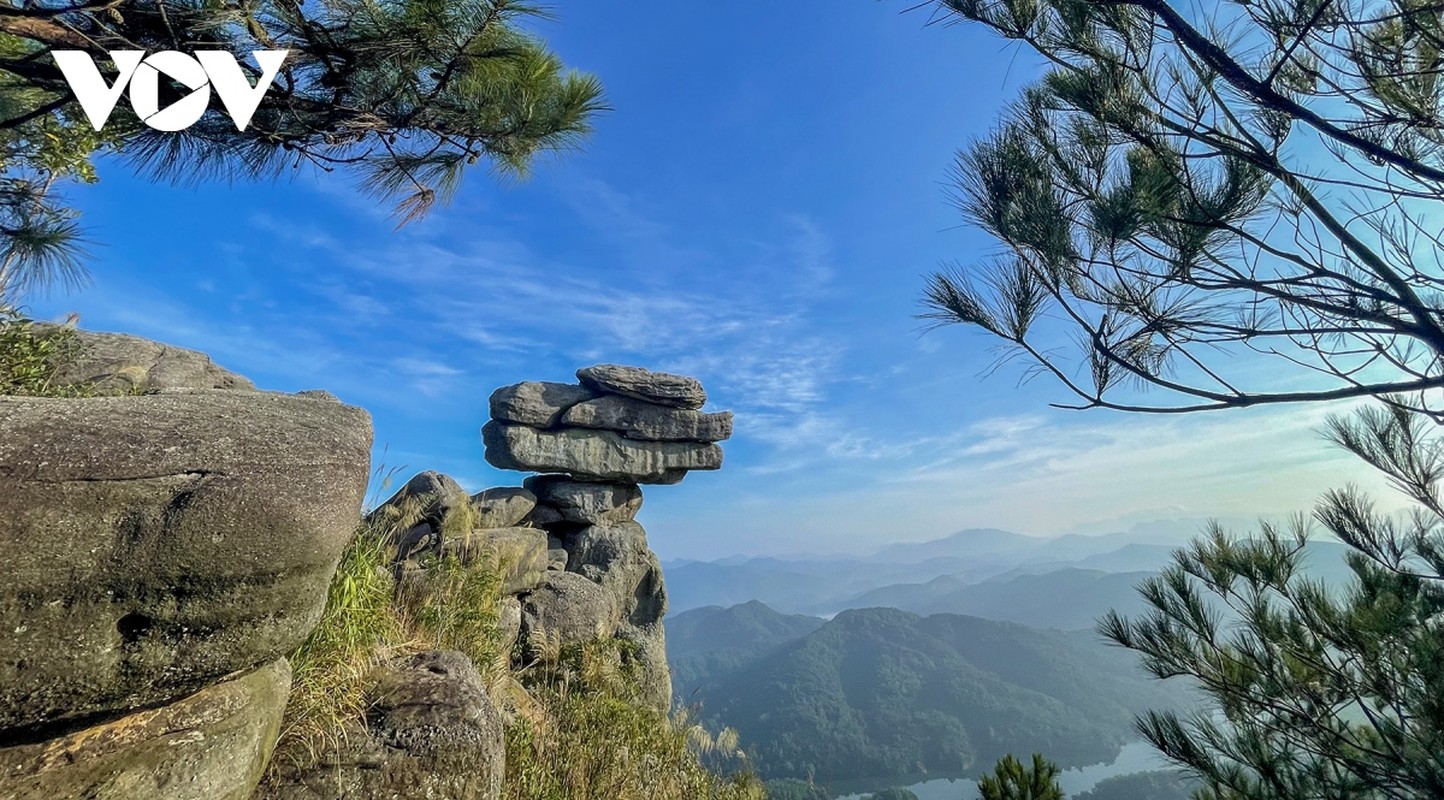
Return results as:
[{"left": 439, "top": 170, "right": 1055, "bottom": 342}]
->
[{"left": 481, "top": 365, "right": 732, "bottom": 708}]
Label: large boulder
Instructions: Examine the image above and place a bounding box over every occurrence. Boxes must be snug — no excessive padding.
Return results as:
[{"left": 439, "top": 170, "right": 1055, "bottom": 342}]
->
[
  {"left": 561, "top": 394, "right": 732, "bottom": 442},
  {"left": 489, "top": 381, "right": 596, "bottom": 428},
  {"left": 524, "top": 476, "right": 642, "bottom": 525},
  {"left": 42, "top": 326, "right": 255, "bottom": 395},
  {"left": 519, "top": 571, "right": 621, "bottom": 649},
  {"left": 0, "top": 391, "right": 372, "bottom": 734},
  {"left": 0, "top": 659, "right": 290, "bottom": 800},
  {"left": 483, "top": 421, "right": 721, "bottom": 484},
  {"left": 565, "top": 522, "right": 667, "bottom": 626},
  {"left": 261, "top": 651, "right": 503, "bottom": 800},
  {"left": 576, "top": 364, "right": 706, "bottom": 410},
  {"left": 471, "top": 486, "right": 536, "bottom": 529}
]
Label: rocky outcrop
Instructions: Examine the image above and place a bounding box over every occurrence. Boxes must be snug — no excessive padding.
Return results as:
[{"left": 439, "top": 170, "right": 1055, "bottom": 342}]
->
[
  {"left": 41, "top": 325, "right": 256, "bottom": 395},
  {"left": 0, "top": 390, "right": 373, "bottom": 734},
  {"left": 260, "top": 651, "right": 503, "bottom": 800},
  {"left": 0, "top": 659, "right": 291, "bottom": 800},
  {"left": 472, "top": 365, "right": 730, "bottom": 710}
]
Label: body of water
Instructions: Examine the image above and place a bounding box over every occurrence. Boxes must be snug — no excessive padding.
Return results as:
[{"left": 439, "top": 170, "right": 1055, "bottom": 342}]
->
[{"left": 835, "top": 741, "right": 1172, "bottom": 800}]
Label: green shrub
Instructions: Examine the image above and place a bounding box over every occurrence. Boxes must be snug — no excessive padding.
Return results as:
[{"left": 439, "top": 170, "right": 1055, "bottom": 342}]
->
[{"left": 0, "top": 311, "right": 88, "bottom": 397}]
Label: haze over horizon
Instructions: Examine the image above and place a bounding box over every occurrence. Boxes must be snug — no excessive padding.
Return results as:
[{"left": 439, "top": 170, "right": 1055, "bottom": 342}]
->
[{"left": 31, "top": 0, "right": 1401, "bottom": 561}]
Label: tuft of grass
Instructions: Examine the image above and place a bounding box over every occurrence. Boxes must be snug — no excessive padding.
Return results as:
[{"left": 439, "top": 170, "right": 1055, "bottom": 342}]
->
[
  {"left": 503, "top": 639, "right": 766, "bottom": 800},
  {"left": 0, "top": 310, "right": 91, "bottom": 397}
]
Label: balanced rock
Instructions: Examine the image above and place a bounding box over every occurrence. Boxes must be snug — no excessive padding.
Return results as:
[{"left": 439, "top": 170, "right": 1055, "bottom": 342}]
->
[
  {"left": 561, "top": 394, "right": 732, "bottom": 442},
  {"left": 577, "top": 364, "right": 706, "bottom": 409},
  {"left": 483, "top": 421, "right": 721, "bottom": 484},
  {"left": 520, "top": 571, "right": 621, "bottom": 649},
  {"left": 43, "top": 326, "right": 255, "bottom": 395},
  {"left": 0, "top": 659, "right": 290, "bottom": 800},
  {"left": 489, "top": 381, "right": 596, "bottom": 428},
  {"left": 524, "top": 476, "right": 642, "bottom": 525},
  {"left": 0, "top": 391, "right": 372, "bottom": 733},
  {"left": 471, "top": 486, "right": 537, "bottom": 529}
]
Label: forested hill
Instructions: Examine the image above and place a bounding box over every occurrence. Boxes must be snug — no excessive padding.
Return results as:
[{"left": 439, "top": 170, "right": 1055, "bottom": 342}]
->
[
  {"left": 681, "top": 605, "right": 1189, "bottom": 785},
  {"left": 670, "top": 601, "right": 828, "bottom": 705}
]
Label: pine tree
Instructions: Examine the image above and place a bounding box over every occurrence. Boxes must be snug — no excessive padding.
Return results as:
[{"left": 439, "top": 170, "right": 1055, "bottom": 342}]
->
[
  {"left": 919, "top": 2, "right": 1444, "bottom": 798},
  {"left": 919, "top": 0, "right": 1444, "bottom": 416},
  {"left": 978, "top": 753, "right": 1066, "bottom": 800},
  {"left": 0, "top": 0, "right": 605, "bottom": 303}
]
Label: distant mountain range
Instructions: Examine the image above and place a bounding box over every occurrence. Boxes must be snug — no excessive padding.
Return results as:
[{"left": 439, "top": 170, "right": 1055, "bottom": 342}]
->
[
  {"left": 664, "top": 528, "right": 1361, "bottom": 628},
  {"left": 669, "top": 602, "right": 1193, "bottom": 786}
]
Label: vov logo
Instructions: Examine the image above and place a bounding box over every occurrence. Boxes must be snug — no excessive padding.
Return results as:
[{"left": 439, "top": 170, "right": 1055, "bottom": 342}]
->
[{"left": 52, "top": 50, "right": 288, "bottom": 132}]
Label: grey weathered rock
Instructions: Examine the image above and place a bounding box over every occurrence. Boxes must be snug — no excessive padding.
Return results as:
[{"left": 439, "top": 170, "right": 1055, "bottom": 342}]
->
[
  {"left": 444, "top": 527, "right": 549, "bottom": 595},
  {"left": 524, "top": 476, "right": 643, "bottom": 525},
  {"left": 0, "top": 659, "right": 290, "bottom": 800},
  {"left": 471, "top": 486, "right": 537, "bottom": 529},
  {"left": 498, "top": 598, "right": 523, "bottom": 652},
  {"left": 0, "top": 391, "right": 372, "bottom": 734},
  {"left": 523, "top": 503, "right": 565, "bottom": 528},
  {"left": 561, "top": 394, "right": 732, "bottom": 442},
  {"left": 566, "top": 522, "right": 667, "bottom": 626},
  {"left": 483, "top": 421, "right": 720, "bottom": 483},
  {"left": 489, "top": 381, "right": 596, "bottom": 428},
  {"left": 577, "top": 364, "right": 706, "bottom": 409},
  {"left": 42, "top": 326, "right": 256, "bottom": 395},
  {"left": 617, "top": 623, "right": 672, "bottom": 711},
  {"left": 520, "top": 571, "right": 621, "bottom": 649},
  {"left": 261, "top": 651, "right": 503, "bottom": 800},
  {"left": 366, "top": 470, "right": 468, "bottom": 530}
]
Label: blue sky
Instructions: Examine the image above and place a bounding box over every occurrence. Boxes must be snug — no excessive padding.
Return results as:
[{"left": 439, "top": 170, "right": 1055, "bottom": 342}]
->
[{"left": 31, "top": 1, "right": 1396, "bottom": 560}]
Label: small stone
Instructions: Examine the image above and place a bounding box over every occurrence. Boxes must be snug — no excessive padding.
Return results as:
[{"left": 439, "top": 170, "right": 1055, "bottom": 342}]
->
[
  {"left": 576, "top": 364, "right": 706, "bottom": 409},
  {"left": 471, "top": 487, "right": 537, "bottom": 529}
]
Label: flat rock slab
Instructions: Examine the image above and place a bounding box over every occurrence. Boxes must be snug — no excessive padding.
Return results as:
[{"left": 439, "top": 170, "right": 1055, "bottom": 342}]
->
[
  {"left": 524, "top": 476, "right": 642, "bottom": 525},
  {"left": 483, "top": 420, "right": 720, "bottom": 484},
  {"left": 0, "top": 659, "right": 290, "bottom": 800},
  {"left": 0, "top": 391, "right": 372, "bottom": 734},
  {"left": 576, "top": 364, "right": 706, "bottom": 410},
  {"left": 561, "top": 395, "right": 733, "bottom": 442},
  {"left": 489, "top": 381, "right": 596, "bottom": 428}
]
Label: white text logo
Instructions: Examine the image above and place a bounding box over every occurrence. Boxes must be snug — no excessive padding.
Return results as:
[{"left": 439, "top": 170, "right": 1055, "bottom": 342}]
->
[{"left": 52, "top": 50, "right": 288, "bottom": 132}]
